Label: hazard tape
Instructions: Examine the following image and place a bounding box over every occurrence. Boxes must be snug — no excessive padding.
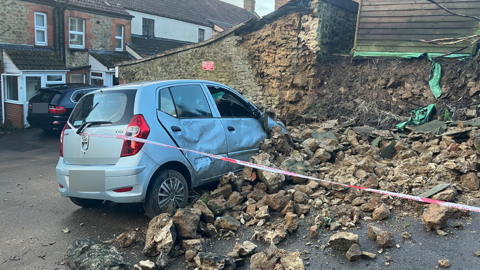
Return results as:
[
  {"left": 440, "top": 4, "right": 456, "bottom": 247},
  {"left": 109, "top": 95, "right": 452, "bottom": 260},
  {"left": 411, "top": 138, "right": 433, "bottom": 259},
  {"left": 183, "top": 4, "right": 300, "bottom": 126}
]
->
[{"left": 67, "top": 122, "right": 480, "bottom": 213}]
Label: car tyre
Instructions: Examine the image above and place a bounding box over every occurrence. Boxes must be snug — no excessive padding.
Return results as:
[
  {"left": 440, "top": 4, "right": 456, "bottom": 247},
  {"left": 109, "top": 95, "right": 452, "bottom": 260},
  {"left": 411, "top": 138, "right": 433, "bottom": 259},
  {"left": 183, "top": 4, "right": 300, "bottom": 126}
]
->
[
  {"left": 144, "top": 170, "right": 189, "bottom": 219},
  {"left": 69, "top": 197, "right": 103, "bottom": 208}
]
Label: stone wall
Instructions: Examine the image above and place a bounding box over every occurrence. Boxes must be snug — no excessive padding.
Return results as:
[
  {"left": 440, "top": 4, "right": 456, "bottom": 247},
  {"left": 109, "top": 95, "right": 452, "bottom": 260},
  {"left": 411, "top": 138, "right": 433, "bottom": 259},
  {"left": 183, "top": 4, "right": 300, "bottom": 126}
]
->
[
  {"left": 66, "top": 50, "right": 89, "bottom": 68},
  {"left": 0, "top": 0, "right": 29, "bottom": 45},
  {"left": 90, "top": 14, "right": 113, "bottom": 51}
]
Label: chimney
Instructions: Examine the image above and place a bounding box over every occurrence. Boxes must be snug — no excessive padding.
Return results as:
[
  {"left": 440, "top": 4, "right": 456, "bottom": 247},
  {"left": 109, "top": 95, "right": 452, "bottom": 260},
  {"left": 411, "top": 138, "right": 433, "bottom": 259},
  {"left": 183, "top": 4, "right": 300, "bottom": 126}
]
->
[
  {"left": 244, "top": 0, "right": 255, "bottom": 13},
  {"left": 275, "top": 0, "right": 291, "bottom": 10}
]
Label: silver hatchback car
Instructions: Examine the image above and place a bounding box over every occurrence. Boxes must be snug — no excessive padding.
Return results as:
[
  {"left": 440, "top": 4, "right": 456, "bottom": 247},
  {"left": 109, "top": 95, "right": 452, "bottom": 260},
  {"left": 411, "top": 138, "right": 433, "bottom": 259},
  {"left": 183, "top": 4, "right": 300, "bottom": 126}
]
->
[{"left": 56, "top": 80, "right": 283, "bottom": 218}]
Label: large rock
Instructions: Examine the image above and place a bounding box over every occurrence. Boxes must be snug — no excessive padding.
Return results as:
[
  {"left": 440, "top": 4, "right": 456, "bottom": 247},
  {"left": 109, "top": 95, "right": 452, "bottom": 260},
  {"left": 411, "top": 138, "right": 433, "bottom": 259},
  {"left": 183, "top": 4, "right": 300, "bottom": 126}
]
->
[
  {"left": 372, "top": 203, "right": 390, "bottom": 220},
  {"left": 258, "top": 170, "right": 286, "bottom": 194},
  {"left": 250, "top": 243, "right": 304, "bottom": 270},
  {"left": 328, "top": 232, "right": 359, "bottom": 251},
  {"left": 255, "top": 205, "right": 271, "bottom": 219},
  {"left": 346, "top": 244, "right": 362, "bottom": 261},
  {"left": 294, "top": 191, "right": 308, "bottom": 204},
  {"left": 284, "top": 212, "right": 299, "bottom": 232},
  {"left": 65, "top": 238, "right": 131, "bottom": 270},
  {"left": 422, "top": 204, "right": 452, "bottom": 231},
  {"left": 216, "top": 214, "right": 241, "bottom": 231},
  {"left": 207, "top": 197, "right": 227, "bottom": 216},
  {"left": 143, "top": 214, "right": 177, "bottom": 257},
  {"left": 226, "top": 192, "right": 244, "bottom": 209},
  {"left": 211, "top": 185, "right": 233, "bottom": 198},
  {"left": 263, "top": 191, "right": 289, "bottom": 212},
  {"left": 182, "top": 239, "right": 203, "bottom": 253},
  {"left": 194, "top": 200, "right": 215, "bottom": 224},
  {"left": 117, "top": 231, "right": 136, "bottom": 248},
  {"left": 376, "top": 231, "right": 395, "bottom": 248},
  {"left": 367, "top": 225, "right": 383, "bottom": 241},
  {"left": 263, "top": 223, "right": 288, "bottom": 244},
  {"left": 461, "top": 172, "right": 479, "bottom": 190},
  {"left": 231, "top": 241, "right": 257, "bottom": 258},
  {"left": 194, "top": 252, "right": 236, "bottom": 270},
  {"left": 173, "top": 208, "right": 202, "bottom": 239}
]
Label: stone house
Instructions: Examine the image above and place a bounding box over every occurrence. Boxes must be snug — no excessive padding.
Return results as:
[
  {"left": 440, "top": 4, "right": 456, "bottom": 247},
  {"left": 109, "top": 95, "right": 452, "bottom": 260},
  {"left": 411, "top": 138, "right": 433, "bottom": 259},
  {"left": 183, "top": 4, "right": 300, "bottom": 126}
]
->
[
  {"left": 119, "top": 0, "right": 256, "bottom": 59},
  {"left": 0, "top": 0, "right": 133, "bottom": 128}
]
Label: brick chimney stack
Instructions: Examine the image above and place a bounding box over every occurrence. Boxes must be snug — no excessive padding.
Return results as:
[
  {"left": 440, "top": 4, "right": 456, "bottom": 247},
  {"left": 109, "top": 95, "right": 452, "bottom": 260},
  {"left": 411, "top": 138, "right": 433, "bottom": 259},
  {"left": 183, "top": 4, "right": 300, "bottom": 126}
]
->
[
  {"left": 244, "top": 0, "right": 256, "bottom": 13},
  {"left": 275, "top": 0, "right": 291, "bottom": 10}
]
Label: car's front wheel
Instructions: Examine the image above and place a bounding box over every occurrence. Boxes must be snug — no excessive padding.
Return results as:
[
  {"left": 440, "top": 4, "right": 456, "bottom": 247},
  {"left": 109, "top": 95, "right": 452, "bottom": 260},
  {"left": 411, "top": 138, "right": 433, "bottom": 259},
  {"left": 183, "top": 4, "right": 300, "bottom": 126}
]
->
[
  {"left": 144, "top": 170, "right": 189, "bottom": 219},
  {"left": 69, "top": 197, "right": 103, "bottom": 208}
]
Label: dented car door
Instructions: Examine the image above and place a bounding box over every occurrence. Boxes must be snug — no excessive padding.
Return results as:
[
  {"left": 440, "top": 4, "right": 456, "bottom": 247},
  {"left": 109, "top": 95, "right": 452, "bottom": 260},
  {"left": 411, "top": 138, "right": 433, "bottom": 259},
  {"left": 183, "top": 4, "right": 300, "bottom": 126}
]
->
[{"left": 156, "top": 84, "right": 230, "bottom": 182}]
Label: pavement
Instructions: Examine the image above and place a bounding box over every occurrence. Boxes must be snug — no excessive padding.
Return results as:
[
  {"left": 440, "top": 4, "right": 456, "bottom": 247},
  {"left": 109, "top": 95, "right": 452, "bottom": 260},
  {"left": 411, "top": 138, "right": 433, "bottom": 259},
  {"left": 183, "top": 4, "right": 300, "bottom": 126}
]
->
[{"left": 1, "top": 128, "right": 480, "bottom": 270}]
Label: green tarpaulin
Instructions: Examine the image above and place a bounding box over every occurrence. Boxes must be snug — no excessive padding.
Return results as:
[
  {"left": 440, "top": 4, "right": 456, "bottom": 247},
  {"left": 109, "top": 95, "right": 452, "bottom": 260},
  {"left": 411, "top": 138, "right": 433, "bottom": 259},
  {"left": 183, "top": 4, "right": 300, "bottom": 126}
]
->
[{"left": 396, "top": 104, "right": 436, "bottom": 130}]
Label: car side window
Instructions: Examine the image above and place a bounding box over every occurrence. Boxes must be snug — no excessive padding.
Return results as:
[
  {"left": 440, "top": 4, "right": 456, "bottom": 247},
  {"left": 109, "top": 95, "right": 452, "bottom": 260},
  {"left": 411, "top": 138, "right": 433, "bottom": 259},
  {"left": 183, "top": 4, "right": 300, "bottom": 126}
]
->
[
  {"left": 169, "top": 85, "right": 212, "bottom": 118},
  {"left": 71, "top": 90, "right": 85, "bottom": 103},
  {"left": 207, "top": 85, "right": 253, "bottom": 118},
  {"left": 159, "top": 88, "right": 177, "bottom": 117}
]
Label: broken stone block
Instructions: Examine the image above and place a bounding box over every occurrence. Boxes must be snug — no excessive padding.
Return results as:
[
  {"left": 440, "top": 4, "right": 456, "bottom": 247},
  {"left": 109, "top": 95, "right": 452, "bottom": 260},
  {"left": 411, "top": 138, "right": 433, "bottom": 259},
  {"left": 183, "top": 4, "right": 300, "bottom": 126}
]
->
[
  {"left": 422, "top": 204, "right": 452, "bottom": 231},
  {"left": 117, "top": 231, "right": 137, "bottom": 248},
  {"left": 182, "top": 239, "right": 203, "bottom": 253},
  {"left": 438, "top": 259, "right": 450, "bottom": 268},
  {"left": 155, "top": 252, "right": 169, "bottom": 269},
  {"left": 143, "top": 214, "right": 177, "bottom": 257},
  {"left": 301, "top": 138, "right": 318, "bottom": 151},
  {"left": 263, "top": 224, "right": 288, "bottom": 244},
  {"left": 432, "top": 189, "right": 457, "bottom": 202},
  {"left": 309, "top": 226, "right": 318, "bottom": 239},
  {"left": 194, "top": 200, "right": 215, "bottom": 224},
  {"left": 263, "top": 191, "right": 289, "bottom": 212},
  {"left": 376, "top": 231, "right": 395, "bottom": 248},
  {"left": 66, "top": 238, "right": 132, "bottom": 270},
  {"left": 258, "top": 170, "right": 286, "bottom": 194},
  {"left": 172, "top": 208, "right": 201, "bottom": 239},
  {"left": 284, "top": 212, "right": 299, "bottom": 232},
  {"left": 294, "top": 203, "right": 310, "bottom": 215},
  {"left": 394, "top": 140, "right": 407, "bottom": 152},
  {"left": 255, "top": 205, "right": 270, "bottom": 219},
  {"left": 361, "top": 251, "right": 376, "bottom": 259},
  {"left": 294, "top": 184, "right": 314, "bottom": 195},
  {"left": 207, "top": 197, "right": 227, "bottom": 216},
  {"left": 328, "top": 232, "right": 359, "bottom": 251},
  {"left": 250, "top": 243, "right": 304, "bottom": 270},
  {"left": 205, "top": 223, "right": 218, "bottom": 238},
  {"left": 217, "top": 214, "right": 241, "bottom": 231},
  {"left": 226, "top": 192, "right": 244, "bottom": 209},
  {"left": 185, "top": 250, "right": 196, "bottom": 262},
  {"left": 294, "top": 191, "right": 308, "bottom": 203},
  {"left": 373, "top": 203, "right": 390, "bottom": 220},
  {"left": 307, "top": 180, "right": 319, "bottom": 190},
  {"left": 233, "top": 241, "right": 257, "bottom": 257},
  {"left": 346, "top": 244, "right": 362, "bottom": 261},
  {"left": 211, "top": 184, "right": 233, "bottom": 199},
  {"left": 367, "top": 225, "right": 383, "bottom": 241},
  {"left": 461, "top": 172, "right": 479, "bottom": 190},
  {"left": 360, "top": 197, "right": 381, "bottom": 212},
  {"left": 280, "top": 200, "right": 295, "bottom": 216},
  {"left": 194, "top": 252, "right": 236, "bottom": 270},
  {"left": 138, "top": 260, "right": 156, "bottom": 270},
  {"left": 401, "top": 232, "right": 411, "bottom": 241},
  {"left": 352, "top": 197, "right": 366, "bottom": 206},
  {"left": 314, "top": 148, "right": 332, "bottom": 162}
]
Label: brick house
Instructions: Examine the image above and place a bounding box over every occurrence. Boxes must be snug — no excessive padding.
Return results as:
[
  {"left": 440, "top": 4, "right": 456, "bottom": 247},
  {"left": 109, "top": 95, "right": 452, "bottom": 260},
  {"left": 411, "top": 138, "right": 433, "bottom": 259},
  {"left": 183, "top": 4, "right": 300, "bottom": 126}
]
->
[{"left": 0, "top": 0, "right": 133, "bottom": 128}]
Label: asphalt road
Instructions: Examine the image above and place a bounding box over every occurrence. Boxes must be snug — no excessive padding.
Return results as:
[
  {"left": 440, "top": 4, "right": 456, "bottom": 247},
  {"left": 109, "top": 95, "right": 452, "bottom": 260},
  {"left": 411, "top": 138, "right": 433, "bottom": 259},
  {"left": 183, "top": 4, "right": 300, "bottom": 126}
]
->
[{"left": 1, "top": 128, "right": 480, "bottom": 270}]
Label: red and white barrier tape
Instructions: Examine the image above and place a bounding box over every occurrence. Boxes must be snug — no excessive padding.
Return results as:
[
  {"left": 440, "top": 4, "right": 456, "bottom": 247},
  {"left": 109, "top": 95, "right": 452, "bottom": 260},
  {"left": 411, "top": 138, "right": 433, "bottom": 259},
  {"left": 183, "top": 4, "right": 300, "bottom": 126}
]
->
[{"left": 67, "top": 122, "right": 480, "bottom": 213}]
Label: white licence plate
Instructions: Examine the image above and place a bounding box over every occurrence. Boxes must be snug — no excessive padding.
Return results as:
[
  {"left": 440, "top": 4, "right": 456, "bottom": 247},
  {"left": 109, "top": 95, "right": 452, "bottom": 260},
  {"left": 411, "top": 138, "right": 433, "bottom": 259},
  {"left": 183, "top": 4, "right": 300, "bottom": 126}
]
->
[{"left": 69, "top": 170, "right": 105, "bottom": 192}]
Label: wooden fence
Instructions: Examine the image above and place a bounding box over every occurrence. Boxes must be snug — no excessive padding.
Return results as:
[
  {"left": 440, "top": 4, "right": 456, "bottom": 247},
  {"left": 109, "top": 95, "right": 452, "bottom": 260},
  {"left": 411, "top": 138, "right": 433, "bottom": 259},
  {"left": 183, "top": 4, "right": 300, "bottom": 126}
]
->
[{"left": 354, "top": 0, "right": 480, "bottom": 54}]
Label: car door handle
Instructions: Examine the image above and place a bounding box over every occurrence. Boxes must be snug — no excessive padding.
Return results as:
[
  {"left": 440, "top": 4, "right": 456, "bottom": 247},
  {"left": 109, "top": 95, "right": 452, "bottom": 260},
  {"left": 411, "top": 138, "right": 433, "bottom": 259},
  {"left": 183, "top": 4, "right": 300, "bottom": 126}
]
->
[
  {"left": 171, "top": 126, "right": 182, "bottom": 132},
  {"left": 227, "top": 126, "right": 235, "bottom": 132}
]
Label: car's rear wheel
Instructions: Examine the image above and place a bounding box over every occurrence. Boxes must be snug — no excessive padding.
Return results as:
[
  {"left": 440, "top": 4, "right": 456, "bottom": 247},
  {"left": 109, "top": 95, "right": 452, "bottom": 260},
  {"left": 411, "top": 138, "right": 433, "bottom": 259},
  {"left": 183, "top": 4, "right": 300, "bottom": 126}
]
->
[
  {"left": 144, "top": 170, "right": 189, "bottom": 219},
  {"left": 69, "top": 197, "right": 103, "bottom": 208}
]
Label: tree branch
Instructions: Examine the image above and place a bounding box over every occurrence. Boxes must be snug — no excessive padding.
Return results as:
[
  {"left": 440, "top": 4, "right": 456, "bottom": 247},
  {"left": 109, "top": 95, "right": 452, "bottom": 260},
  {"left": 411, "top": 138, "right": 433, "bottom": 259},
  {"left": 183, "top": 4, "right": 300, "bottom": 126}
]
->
[{"left": 426, "top": 0, "right": 480, "bottom": 22}]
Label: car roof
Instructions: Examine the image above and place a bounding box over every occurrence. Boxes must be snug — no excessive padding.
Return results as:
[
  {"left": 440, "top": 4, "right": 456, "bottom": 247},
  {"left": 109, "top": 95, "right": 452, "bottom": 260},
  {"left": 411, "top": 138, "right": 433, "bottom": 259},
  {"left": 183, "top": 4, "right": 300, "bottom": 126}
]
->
[
  {"left": 38, "top": 84, "right": 107, "bottom": 92},
  {"left": 98, "top": 80, "right": 227, "bottom": 92}
]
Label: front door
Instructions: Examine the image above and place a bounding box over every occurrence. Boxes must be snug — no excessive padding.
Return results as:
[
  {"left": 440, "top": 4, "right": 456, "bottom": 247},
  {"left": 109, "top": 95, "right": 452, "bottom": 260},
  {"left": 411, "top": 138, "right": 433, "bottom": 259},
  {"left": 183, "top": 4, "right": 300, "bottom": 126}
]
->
[
  {"left": 24, "top": 76, "right": 42, "bottom": 126},
  {"left": 206, "top": 85, "right": 267, "bottom": 172},
  {"left": 156, "top": 84, "right": 230, "bottom": 182}
]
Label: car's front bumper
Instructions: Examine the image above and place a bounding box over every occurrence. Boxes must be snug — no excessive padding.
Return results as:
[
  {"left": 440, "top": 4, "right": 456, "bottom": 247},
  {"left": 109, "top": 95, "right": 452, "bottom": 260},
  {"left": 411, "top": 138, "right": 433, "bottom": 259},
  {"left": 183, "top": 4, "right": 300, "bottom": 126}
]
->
[{"left": 55, "top": 152, "right": 157, "bottom": 203}]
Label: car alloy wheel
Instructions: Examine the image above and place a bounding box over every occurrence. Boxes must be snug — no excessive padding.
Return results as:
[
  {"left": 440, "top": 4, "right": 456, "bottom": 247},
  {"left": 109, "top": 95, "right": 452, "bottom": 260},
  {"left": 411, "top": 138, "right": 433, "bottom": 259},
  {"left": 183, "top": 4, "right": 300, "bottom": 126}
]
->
[{"left": 157, "top": 176, "right": 186, "bottom": 210}]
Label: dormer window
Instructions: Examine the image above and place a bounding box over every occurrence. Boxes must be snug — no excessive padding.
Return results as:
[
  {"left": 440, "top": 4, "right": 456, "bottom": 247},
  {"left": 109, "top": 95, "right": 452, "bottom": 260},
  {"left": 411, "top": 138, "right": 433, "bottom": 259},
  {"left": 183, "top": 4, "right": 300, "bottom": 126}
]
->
[{"left": 142, "top": 18, "right": 154, "bottom": 37}]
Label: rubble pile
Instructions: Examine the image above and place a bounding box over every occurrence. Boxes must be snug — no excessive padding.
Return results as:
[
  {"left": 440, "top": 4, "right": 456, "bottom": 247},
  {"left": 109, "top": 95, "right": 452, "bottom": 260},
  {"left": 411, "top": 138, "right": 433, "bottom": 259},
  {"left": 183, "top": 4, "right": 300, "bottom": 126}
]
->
[{"left": 120, "top": 120, "right": 480, "bottom": 269}]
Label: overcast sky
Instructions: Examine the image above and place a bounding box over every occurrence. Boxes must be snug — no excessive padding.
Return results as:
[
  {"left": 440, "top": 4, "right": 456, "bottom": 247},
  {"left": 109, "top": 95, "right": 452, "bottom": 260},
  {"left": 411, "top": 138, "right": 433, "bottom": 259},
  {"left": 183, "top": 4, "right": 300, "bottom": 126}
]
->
[{"left": 221, "top": 0, "right": 275, "bottom": 17}]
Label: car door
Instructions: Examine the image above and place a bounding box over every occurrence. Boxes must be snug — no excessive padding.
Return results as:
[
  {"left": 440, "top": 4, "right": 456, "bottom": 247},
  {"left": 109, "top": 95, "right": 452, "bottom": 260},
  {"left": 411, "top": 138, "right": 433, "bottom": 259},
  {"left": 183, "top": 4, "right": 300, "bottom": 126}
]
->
[
  {"left": 155, "top": 83, "right": 230, "bottom": 182},
  {"left": 205, "top": 84, "right": 267, "bottom": 172}
]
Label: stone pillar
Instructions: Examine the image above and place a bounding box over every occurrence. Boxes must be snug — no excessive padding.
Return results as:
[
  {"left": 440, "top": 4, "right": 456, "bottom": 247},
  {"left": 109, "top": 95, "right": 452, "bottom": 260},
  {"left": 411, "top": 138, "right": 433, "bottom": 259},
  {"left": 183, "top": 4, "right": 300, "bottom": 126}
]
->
[
  {"left": 275, "top": 0, "right": 291, "bottom": 10},
  {"left": 244, "top": 0, "right": 256, "bottom": 13}
]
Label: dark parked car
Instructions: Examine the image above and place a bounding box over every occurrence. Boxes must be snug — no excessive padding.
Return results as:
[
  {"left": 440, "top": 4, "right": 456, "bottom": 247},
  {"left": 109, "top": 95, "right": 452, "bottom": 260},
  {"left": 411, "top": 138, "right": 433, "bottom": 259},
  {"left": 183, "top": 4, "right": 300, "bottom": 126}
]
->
[{"left": 27, "top": 84, "right": 106, "bottom": 131}]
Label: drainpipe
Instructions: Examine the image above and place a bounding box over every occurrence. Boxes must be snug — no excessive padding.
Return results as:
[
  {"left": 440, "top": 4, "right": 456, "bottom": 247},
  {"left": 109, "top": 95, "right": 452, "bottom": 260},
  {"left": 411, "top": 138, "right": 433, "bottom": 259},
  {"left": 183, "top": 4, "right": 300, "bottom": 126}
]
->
[
  {"left": 1, "top": 76, "right": 4, "bottom": 125},
  {"left": 60, "top": 0, "right": 69, "bottom": 65}
]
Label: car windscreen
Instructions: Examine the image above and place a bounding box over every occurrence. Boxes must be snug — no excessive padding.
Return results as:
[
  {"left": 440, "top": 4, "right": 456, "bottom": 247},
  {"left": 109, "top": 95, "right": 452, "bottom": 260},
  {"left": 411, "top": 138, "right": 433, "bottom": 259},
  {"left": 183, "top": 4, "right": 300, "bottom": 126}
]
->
[
  {"left": 29, "top": 90, "right": 64, "bottom": 105},
  {"left": 69, "top": 90, "right": 136, "bottom": 128}
]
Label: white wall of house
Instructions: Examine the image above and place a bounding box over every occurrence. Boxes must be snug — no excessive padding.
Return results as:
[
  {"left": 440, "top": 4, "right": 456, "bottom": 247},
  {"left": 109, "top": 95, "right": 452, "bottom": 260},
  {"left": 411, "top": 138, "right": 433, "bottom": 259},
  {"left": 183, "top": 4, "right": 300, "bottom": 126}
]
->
[{"left": 127, "top": 10, "right": 214, "bottom": 43}]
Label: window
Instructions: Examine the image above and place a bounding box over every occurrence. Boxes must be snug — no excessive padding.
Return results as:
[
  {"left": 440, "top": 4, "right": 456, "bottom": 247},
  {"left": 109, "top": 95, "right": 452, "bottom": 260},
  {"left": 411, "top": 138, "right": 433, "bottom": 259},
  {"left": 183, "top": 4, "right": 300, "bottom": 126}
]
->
[
  {"left": 5, "top": 76, "right": 19, "bottom": 101},
  {"left": 90, "top": 72, "right": 104, "bottom": 86},
  {"left": 35, "top": 12, "right": 47, "bottom": 46},
  {"left": 208, "top": 85, "right": 253, "bottom": 117},
  {"left": 70, "top": 74, "right": 85, "bottom": 83},
  {"left": 142, "top": 18, "right": 154, "bottom": 37},
  {"left": 159, "top": 88, "right": 177, "bottom": 117},
  {"left": 115, "top": 24, "right": 124, "bottom": 51},
  {"left": 46, "top": 74, "right": 64, "bottom": 87},
  {"left": 198, "top": 28, "right": 205, "bottom": 42},
  {"left": 71, "top": 90, "right": 86, "bottom": 103},
  {"left": 69, "top": 17, "right": 85, "bottom": 48},
  {"left": 169, "top": 85, "right": 212, "bottom": 118}
]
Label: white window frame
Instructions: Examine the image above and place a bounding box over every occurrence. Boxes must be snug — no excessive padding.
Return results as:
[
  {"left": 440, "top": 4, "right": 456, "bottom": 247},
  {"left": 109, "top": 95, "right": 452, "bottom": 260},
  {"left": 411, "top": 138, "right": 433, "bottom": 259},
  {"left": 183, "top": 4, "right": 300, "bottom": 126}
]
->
[
  {"left": 34, "top": 12, "right": 48, "bottom": 46},
  {"left": 3, "top": 74, "right": 21, "bottom": 103},
  {"left": 90, "top": 72, "right": 104, "bottom": 86},
  {"left": 115, "top": 24, "right": 124, "bottom": 51},
  {"left": 69, "top": 17, "right": 85, "bottom": 49},
  {"left": 45, "top": 74, "right": 65, "bottom": 86}
]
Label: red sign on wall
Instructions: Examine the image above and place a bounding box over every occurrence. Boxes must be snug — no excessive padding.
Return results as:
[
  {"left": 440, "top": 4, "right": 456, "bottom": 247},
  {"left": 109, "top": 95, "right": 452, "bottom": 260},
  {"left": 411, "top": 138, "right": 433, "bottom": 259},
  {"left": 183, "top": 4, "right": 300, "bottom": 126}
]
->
[{"left": 202, "top": 62, "right": 214, "bottom": 70}]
